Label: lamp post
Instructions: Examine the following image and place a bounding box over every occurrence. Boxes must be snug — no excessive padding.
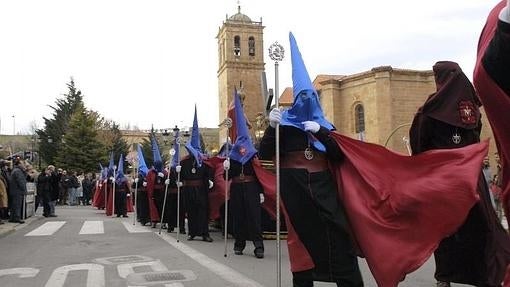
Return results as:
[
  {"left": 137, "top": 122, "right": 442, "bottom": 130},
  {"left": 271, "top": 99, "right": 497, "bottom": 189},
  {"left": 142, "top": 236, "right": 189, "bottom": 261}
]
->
[{"left": 269, "top": 40, "right": 284, "bottom": 287}]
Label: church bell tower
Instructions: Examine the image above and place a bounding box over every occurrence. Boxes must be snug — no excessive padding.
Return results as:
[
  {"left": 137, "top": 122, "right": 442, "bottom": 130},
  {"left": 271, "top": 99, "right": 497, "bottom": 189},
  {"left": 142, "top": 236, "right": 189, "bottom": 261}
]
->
[{"left": 217, "top": 5, "right": 265, "bottom": 142}]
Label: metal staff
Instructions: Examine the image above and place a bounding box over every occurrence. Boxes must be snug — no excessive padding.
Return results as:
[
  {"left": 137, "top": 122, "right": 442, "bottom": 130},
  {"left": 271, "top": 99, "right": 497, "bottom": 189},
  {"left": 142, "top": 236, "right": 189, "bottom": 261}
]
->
[
  {"left": 222, "top": 117, "right": 233, "bottom": 257},
  {"left": 159, "top": 149, "right": 174, "bottom": 235},
  {"left": 103, "top": 175, "right": 107, "bottom": 213},
  {"left": 133, "top": 163, "right": 138, "bottom": 225},
  {"left": 112, "top": 165, "right": 117, "bottom": 216},
  {"left": 269, "top": 41, "right": 284, "bottom": 287},
  {"left": 175, "top": 136, "right": 183, "bottom": 242}
]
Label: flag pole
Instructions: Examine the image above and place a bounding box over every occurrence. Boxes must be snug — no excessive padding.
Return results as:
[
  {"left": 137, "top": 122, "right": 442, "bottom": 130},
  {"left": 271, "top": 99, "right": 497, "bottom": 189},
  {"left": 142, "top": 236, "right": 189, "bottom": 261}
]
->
[
  {"left": 222, "top": 117, "right": 233, "bottom": 257},
  {"left": 269, "top": 41, "right": 284, "bottom": 287}
]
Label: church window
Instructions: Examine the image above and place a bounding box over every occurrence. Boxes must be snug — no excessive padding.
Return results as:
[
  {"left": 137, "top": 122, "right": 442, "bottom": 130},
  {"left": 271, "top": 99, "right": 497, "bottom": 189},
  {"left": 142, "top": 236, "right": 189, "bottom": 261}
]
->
[
  {"left": 234, "top": 35, "right": 241, "bottom": 57},
  {"left": 248, "top": 36, "right": 255, "bottom": 56},
  {"left": 354, "top": 104, "right": 365, "bottom": 133}
]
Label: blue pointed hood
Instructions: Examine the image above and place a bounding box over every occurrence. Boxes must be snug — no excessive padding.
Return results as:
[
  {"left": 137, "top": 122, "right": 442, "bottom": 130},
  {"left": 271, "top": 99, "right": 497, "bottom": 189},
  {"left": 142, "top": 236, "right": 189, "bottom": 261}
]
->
[
  {"left": 185, "top": 105, "right": 204, "bottom": 166},
  {"left": 107, "top": 152, "right": 115, "bottom": 177},
  {"left": 171, "top": 130, "right": 181, "bottom": 168},
  {"left": 151, "top": 135, "right": 163, "bottom": 172},
  {"left": 99, "top": 163, "right": 107, "bottom": 180},
  {"left": 137, "top": 144, "right": 148, "bottom": 177},
  {"left": 229, "top": 90, "right": 257, "bottom": 164},
  {"left": 280, "top": 32, "right": 334, "bottom": 152},
  {"left": 116, "top": 154, "right": 127, "bottom": 185}
]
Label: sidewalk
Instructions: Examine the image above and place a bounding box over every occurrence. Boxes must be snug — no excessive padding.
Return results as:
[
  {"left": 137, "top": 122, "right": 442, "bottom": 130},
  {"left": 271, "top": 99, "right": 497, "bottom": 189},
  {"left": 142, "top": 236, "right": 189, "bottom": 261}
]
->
[{"left": 0, "top": 215, "right": 42, "bottom": 238}]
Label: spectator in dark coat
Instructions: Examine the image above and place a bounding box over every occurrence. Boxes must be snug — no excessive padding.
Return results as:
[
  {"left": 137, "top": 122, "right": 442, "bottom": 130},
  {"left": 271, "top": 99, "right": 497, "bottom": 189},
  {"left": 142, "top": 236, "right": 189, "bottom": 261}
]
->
[{"left": 8, "top": 157, "right": 27, "bottom": 223}]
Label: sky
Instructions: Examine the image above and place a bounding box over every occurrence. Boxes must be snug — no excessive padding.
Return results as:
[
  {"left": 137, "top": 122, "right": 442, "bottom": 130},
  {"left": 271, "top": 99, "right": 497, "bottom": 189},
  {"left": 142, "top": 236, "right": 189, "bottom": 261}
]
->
[{"left": 0, "top": 0, "right": 501, "bottom": 135}]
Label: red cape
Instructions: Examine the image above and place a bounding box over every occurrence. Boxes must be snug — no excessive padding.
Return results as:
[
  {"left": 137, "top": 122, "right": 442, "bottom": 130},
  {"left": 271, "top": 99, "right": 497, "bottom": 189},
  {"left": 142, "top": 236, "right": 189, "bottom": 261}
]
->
[
  {"left": 473, "top": 0, "right": 510, "bottom": 223},
  {"left": 92, "top": 182, "right": 106, "bottom": 209},
  {"left": 145, "top": 170, "right": 161, "bottom": 222},
  {"left": 252, "top": 132, "right": 488, "bottom": 286}
]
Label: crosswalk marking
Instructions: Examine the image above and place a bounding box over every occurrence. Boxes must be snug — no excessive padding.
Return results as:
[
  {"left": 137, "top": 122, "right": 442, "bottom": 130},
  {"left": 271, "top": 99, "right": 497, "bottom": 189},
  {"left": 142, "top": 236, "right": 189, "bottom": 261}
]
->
[
  {"left": 121, "top": 221, "right": 151, "bottom": 233},
  {"left": 25, "top": 221, "right": 66, "bottom": 236},
  {"left": 79, "top": 221, "right": 104, "bottom": 235},
  {"left": 24, "top": 220, "right": 152, "bottom": 236}
]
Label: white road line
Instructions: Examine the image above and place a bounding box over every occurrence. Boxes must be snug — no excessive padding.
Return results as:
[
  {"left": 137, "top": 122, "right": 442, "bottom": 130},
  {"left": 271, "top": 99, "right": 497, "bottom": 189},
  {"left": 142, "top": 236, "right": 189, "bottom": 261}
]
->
[
  {"left": 156, "top": 233, "right": 265, "bottom": 287},
  {"left": 25, "top": 221, "right": 66, "bottom": 236},
  {"left": 122, "top": 221, "right": 151, "bottom": 233},
  {"left": 79, "top": 221, "right": 104, "bottom": 235}
]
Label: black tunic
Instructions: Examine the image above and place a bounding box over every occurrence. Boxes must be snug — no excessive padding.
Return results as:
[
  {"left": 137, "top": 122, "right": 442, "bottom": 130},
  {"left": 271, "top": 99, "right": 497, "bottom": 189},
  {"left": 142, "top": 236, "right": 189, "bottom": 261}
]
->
[
  {"left": 259, "top": 125, "right": 363, "bottom": 285},
  {"left": 133, "top": 174, "right": 150, "bottom": 224},
  {"left": 225, "top": 158, "right": 264, "bottom": 250},
  {"left": 180, "top": 157, "right": 212, "bottom": 237}
]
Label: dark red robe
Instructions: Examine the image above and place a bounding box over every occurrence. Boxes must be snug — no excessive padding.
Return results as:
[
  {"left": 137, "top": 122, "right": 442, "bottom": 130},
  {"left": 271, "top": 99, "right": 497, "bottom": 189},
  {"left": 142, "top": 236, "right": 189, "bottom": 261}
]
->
[
  {"left": 145, "top": 169, "right": 162, "bottom": 222},
  {"left": 473, "top": 1, "right": 510, "bottom": 284},
  {"left": 253, "top": 132, "right": 488, "bottom": 287},
  {"left": 92, "top": 182, "right": 106, "bottom": 209}
]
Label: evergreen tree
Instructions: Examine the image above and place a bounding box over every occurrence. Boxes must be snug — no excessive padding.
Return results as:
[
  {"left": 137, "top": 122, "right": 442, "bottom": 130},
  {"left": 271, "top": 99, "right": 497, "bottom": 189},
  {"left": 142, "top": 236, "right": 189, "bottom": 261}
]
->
[
  {"left": 55, "top": 103, "right": 104, "bottom": 173},
  {"left": 36, "top": 78, "right": 84, "bottom": 165}
]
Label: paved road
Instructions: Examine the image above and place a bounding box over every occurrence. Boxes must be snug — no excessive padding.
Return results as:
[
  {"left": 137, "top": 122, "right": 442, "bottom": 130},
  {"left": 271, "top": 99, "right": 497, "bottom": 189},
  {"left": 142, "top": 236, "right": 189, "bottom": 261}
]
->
[{"left": 0, "top": 206, "right": 472, "bottom": 286}]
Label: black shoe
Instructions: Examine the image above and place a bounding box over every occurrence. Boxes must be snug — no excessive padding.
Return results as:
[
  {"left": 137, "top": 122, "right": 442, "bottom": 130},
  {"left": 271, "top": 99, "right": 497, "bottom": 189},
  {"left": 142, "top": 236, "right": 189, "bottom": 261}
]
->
[
  {"left": 0, "top": 220, "right": 4, "bottom": 225},
  {"left": 49, "top": 214, "right": 57, "bottom": 217},
  {"left": 179, "top": 229, "right": 186, "bottom": 234},
  {"left": 436, "top": 282, "right": 450, "bottom": 287},
  {"left": 43, "top": 214, "right": 49, "bottom": 217},
  {"left": 202, "top": 236, "right": 213, "bottom": 242},
  {"left": 122, "top": 215, "right": 128, "bottom": 218},
  {"left": 116, "top": 214, "right": 121, "bottom": 217},
  {"left": 151, "top": 222, "right": 157, "bottom": 228},
  {"left": 187, "top": 235, "right": 195, "bottom": 241},
  {"left": 167, "top": 227, "right": 174, "bottom": 233},
  {"left": 254, "top": 248, "right": 264, "bottom": 259},
  {"left": 17, "top": 220, "right": 25, "bottom": 224}
]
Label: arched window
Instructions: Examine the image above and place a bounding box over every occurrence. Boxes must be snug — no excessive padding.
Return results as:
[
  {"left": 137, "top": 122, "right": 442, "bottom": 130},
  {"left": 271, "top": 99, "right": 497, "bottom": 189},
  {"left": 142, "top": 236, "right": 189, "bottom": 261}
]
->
[
  {"left": 248, "top": 36, "right": 255, "bottom": 56},
  {"left": 354, "top": 104, "right": 365, "bottom": 133},
  {"left": 234, "top": 35, "right": 241, "bottom": 57}
]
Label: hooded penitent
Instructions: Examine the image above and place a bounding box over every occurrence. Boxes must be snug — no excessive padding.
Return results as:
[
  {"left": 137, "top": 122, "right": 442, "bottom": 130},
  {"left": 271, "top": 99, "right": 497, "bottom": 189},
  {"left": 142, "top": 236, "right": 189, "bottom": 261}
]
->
[
  {"left": 115, "top": 154, "right": 126, "bottom": 185},
  {"left": 185, "top": 105, "right": 204, "bottom": 166},
  {"left": 171, "top": 130, "right": 181, "bottom": 168},
  {"left": 137, "top": 144, "right": 149, "bottom": 177},
  {"left": 418, "top": 61, "right": 480, "bottom": 129},
  {"left": 229, "top": 90, "right": 257, "bottom": 164},
  {"left": 107, "top": 152, "right": 114, "bottom": 177},
  {"left": 279, "top": 32, "right": 334, "bottom": 152},
  {"left": 151, "top": 134, "right": 163, "bottom": 172}
]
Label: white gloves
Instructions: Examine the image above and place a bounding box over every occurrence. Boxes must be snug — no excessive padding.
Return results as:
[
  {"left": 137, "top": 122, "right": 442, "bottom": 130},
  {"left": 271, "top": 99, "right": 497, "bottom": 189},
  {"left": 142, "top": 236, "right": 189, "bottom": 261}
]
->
[
  {"left": 99, "top": 184, "right": 102, "bottom": 188},
  {"left": 103, "top": 179, "right": 107, "bottom": 183},
  {"left": 157, "top": 172, "right": 164, "bottom": 178},
  {"left": 260, "top": 193, "right": 265, "bottom": 204},
  {"left": 134, "top": 178, "right": 139, "bottom": 183},
  {"left": 142, "top": 182, "right": 147, "bottom": 187},
  {"left": 165, "top": 179, "right": 170, "bottom": 185},
  {"left": 208, "top": 180, "right": 214, "bottom": 189},
  {"left": 269, "top": 108, "right": 282, "bottom": 128},
  {"left": 127, "top": 193, "right": 131, "bottom": 197},
  {"left": 223, "top": 159, "right": 230, "bottom": 170},
  {"left": 302, "top": 121, "right": 320, "bottom": 134},
  {"left": 177, "top": 181, "right": 183, "bottom": 187},
  {"left": 176, "top": 165, "right": 182, "bottom": 173},
  {"left": 109, "top": 176, "right": 114, "bottom": 181}
]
